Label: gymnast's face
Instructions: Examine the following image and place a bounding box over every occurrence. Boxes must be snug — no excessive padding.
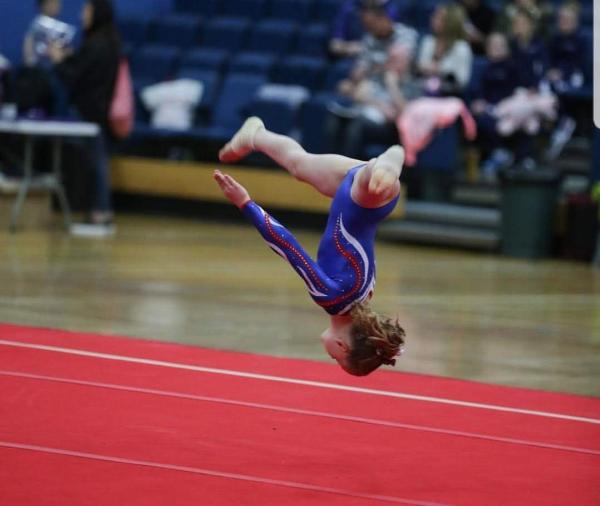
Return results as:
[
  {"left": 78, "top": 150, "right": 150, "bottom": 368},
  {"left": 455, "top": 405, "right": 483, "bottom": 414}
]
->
[{"left": 320, "top": 328, "right": 351, "bottom": 366}]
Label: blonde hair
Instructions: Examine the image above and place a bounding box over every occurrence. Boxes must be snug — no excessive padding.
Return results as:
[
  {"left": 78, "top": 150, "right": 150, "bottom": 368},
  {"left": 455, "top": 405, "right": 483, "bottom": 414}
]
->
[
  {"left": 346, "top": 303, "right": 406, "bottom": 376},
  {"left": 439, "top": 3, "right": 467, "bottom": 47}
]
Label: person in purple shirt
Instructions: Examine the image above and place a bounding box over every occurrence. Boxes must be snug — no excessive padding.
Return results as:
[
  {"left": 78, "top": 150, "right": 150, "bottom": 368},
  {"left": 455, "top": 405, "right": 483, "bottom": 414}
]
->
[
  {"left": 215, "top": 117, "right": 406, "bottom": 376},
  {"left": 329, "top": 0, "right": 401, "bottom": 59}
]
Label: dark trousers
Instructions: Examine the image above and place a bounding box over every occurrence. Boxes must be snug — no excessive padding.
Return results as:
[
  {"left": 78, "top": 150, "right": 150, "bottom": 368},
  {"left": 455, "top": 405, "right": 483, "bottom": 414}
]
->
[{"left": 326, "top": 113, "right": 399, "bottom": 159}]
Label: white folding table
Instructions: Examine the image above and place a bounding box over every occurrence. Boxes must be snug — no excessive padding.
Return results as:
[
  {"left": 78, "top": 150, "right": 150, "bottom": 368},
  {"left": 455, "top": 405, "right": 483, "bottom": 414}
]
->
[{"left": 0, "top": 119, "right": 99, "bottom": 231}]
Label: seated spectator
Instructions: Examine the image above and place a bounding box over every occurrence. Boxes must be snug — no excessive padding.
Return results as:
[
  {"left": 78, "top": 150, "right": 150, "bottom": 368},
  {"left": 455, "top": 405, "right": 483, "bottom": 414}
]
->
[
  {"left": 49, "top": 0, "right": 121, "bottom": 233},
  {"left": 509, "top": 7, "right": 547, "bottom": 90},
  {"left": 545, "top": 1, "right": 586, "bottom": 159},
  {"left": 329, "top": 0, "right": 401, "bottom": 59},
  {"left": 471, "top": 32, "right": 519, "bottom": 178},
  {"left": 459, "top": 0, "right": 495, "bottom": 55},
  {"left": 495, "top": 0, "right": 553, "bottom": 38},
  {"left": 471, "top": 31, "right": 556, "bottom": 178},
  {"left": 328, "top": 3, "right": 419, "bottom": 158},
  {"left": 417, "top": 2, "right": 473, "bottom": 96}
]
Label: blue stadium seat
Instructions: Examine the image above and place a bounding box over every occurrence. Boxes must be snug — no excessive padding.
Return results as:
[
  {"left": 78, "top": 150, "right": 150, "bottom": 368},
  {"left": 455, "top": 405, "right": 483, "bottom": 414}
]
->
[
  {"left": 174, "top": 0, "right": 220, "bottom": 17},
  {"left": 294, "top": 23, "right": 329, "bottom": 57},
  {"left": 130, "top": 45, "right": 181, "bottom": 82},
  {"left": 268, "top": 0, "right": 315, "bottom": 23},
  {"left": 273, "top": 55, "right": 326, "bottom": 90},
  {"left": 323, "top": 58, "right": 353, "bottom": 91},
  {"left": 152, "top": 14, "right": 203, "bottom": 48},
  {"left": 118, "top": 17, "right": 152, "bottom": 46},
  {"left": 248, "top": 98, "right": 299, "bottom": 136},
  {"left": 180, "top": 48, "right": 230, "bottom": 73},
  {"left": 196, "top": 73, "right": 266, "bottom": 139},
  {"left": 248, "top": 20, "right": 298, "bottom": 56},
  {"left": 221, "top": 0, "right": 267, "bottom": 21},
  {"left": 300, "top": 91, "right": 337, "bottom": 154},
  {"left": 176, "top": 68, "right": 221, "bottom": 116},
  {"left": 229, "top": 52, "right": 277, "bottom": 77},
  {"left": 314, "top": 0, "right": 341, "bottom": 24},
  {"left": 202, "top": 17, "right": 252, "bottom": 52}
]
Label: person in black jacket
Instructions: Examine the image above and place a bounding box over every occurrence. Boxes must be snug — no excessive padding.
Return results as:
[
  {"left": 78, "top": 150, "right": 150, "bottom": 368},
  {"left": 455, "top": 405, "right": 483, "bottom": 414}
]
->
[{"left": 49, "top": 0, "right": 120, "bottom": 232}]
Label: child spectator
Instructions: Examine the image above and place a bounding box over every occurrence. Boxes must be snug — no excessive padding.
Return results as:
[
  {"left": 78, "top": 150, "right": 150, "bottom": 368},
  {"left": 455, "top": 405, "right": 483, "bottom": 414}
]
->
[
  {"left": 496, "top": 0, "right": 553, "bottom": 38},
  {"left": 510, "top": 8, "right": 547, "bottom": 90},
  {"left": 417, "top": 2, "right": 473, "bottom": 96},
  {"left": 471, "top": 32, "right": 518, "bottom": 178},
  {"left": 23, "top": 0, "right": 74, "bottom": 68},
  {"left": 545, "top": 2, "right": 586, "bottom": 159}
]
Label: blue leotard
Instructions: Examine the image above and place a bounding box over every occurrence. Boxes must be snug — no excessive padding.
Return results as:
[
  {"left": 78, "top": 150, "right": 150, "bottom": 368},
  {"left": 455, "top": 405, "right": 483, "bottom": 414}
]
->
[{"left": 241, "top": 165, "right": 399, "bottom": 315}]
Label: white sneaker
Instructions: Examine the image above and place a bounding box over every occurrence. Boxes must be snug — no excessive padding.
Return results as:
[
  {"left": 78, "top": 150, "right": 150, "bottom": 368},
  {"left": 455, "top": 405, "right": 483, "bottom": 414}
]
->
[
  {"left": 70, "top": 222, "right": 116, "bottom": 238},
  {"left": 218, "top": 117, "right": 265, "bottom": 163}
]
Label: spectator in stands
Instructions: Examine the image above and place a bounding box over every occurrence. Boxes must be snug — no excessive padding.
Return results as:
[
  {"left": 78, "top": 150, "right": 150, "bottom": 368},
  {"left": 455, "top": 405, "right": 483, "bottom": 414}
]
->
[
  {"left": 545, "top": 2, "right": 586, "bottom": 160},
  {"left": 495, "top": 0, "right": 553, "bottom": 38},
  {"left": 49, "top": 0, "right": 120, "bottom": 232},
  {"left": 328, "top": 3, "right": 419, "bottom": 158},
  {"left": 507, "top": 7, "right": 555, "bottom": 169},
  {"left": 19, "top": 0, "right": 73, "bottom": 116},
  {"left": 416, "top": 3, "right": 473, "bottom": 96},
  {"left": 510, "top": 8, "right": 547, "bottom": 90},
  {"left": 329, "top": 0, "right": 401, "bottom": 59},
  {"left": 23, "top": 0, "right": 64, "bottom": 67},
  {"left": 459, "top": 0, "right": 496, "bottom": 55},
  {"left": 470, "top": 32, "right": 518, "bottom": 179}
]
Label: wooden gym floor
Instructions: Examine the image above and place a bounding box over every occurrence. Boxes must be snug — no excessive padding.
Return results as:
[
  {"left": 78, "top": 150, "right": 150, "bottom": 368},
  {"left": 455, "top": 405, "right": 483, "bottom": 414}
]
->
[{"left": 0, "top": 214, "right": 599, "bottom": 397}]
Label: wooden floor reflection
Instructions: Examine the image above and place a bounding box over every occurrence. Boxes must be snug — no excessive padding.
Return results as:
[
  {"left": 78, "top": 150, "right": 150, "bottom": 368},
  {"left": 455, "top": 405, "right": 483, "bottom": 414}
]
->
[{"left": 1, "top": 214, "right": 599, "bottom": 396}]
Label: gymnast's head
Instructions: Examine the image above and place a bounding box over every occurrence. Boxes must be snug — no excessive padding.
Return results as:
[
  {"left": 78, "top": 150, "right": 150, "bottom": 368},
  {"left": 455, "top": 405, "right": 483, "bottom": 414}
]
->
[{"left": 321, "top": 303, "right": 405, "bottom": 376}]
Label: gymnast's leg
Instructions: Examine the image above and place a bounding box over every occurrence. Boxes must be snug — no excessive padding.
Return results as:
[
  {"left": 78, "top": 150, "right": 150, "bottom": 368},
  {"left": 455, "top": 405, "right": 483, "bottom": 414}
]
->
[{"left": 219, "top": 117, "right": 363, "bottom": 198}]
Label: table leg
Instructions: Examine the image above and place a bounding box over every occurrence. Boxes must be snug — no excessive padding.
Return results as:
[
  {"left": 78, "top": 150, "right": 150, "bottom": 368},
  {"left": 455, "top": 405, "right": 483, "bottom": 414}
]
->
[
  {"left": 52, "top": 137, "right": 72, "bottom": 230},
  {"left": 9, "top": 136, "right": 34, "bottom": 233}
]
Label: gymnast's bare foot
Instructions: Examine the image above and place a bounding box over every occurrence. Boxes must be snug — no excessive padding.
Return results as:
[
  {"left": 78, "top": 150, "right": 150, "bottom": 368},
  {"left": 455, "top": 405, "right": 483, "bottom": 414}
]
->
[
  {"left": 368, "top": 145, "right": 404, "bottom": 196},
  {"left": 213, "top": 170, "right": 251, "bottom": 208},
  {"left": 218, "top": 117, "right": 265, "bottom": 163}
]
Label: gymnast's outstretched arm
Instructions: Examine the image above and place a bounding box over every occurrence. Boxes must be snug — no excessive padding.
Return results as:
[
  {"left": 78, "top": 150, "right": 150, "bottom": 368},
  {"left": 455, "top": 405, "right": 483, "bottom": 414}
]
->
[{"left": 213, "top": 170, "right": 338, "bottom": 296}]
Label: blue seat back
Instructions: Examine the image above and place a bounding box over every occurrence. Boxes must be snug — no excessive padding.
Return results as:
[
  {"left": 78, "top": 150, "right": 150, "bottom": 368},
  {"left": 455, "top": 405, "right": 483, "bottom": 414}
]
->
[
  {"left": 230, "top": 52, "right": 277, "bottom": 76},
  {"left": 202, "top": 17, "right": 251, "bottom": 52},
  {"left": 213, "top": 73, "right": 266, "bottom": 129},
  {"left": 177, "top": 68, "right": 221, "bottom": 114},
  {"left": 248, "top": 20, "right": 298, "bottom": 56},
  {"left": 273, "top": 55, "right": 326, "bottom": 90},
  {"left": 119, "top": 17, "right": 151, "bottom": 46},
  {"left": 180, "top": 48, "right": 230, "bottom": 73},
  {"left": 294, "top": 23, "right": 329, "bottom": 57},
  {"left": 153, "top": 15, "right": 203, "bottom": 48},
  {"left": 131, "top": 45, "right": 181, "bottom": 82},
  {"left": 268, "top": 0, "right": 315, "bottom": 22},
  {"left": 221, "top": 0, "right": 267, "bottom": 20}
]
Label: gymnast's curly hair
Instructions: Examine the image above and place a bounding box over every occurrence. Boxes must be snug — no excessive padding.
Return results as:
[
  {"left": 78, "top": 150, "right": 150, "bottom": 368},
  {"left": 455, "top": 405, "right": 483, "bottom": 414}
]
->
[{"left": 345, "top": 303, "right": 406, "bottom": 376}]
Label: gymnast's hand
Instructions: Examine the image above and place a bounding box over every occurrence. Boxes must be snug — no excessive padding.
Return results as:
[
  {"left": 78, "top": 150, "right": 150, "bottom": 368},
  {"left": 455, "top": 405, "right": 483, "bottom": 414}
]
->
[{"left": 213, "top": 170, "right": 251, "bottom": 209}]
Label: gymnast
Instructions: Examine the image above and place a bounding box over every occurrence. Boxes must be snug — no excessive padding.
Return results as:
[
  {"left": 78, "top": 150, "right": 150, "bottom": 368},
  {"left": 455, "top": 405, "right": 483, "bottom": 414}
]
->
[{"left": 214, "top": 117, "right": 405, "bottom": 376}]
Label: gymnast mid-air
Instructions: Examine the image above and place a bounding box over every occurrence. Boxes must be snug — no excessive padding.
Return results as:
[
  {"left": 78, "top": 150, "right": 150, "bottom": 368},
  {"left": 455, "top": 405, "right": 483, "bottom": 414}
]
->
[{"left": 214, "top": 117, "right": 405, "bottom": 376}]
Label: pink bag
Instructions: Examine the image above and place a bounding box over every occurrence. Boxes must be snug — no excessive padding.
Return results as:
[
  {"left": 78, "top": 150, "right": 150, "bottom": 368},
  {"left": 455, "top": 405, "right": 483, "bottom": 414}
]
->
[{"left": 109, "top": 58, "right": 134, "bottom": 139}]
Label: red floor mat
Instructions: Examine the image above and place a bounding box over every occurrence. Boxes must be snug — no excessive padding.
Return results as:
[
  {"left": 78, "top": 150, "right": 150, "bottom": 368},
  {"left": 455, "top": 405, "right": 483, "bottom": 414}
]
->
[{"left": 1, "top": 324, "right": 599, "bottom": 505}]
